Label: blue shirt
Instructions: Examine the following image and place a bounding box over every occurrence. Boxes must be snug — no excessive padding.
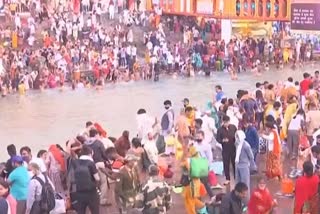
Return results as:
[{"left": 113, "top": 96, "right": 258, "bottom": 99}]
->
[
  {"left": 245, "top": 125, "right": 260, "bottom": 150},
  {"left": 8, "top": 166, "right": 29, "bottom": 200},
  {"left": 216, "top": 91, "right": 225, "bottom": 102}
]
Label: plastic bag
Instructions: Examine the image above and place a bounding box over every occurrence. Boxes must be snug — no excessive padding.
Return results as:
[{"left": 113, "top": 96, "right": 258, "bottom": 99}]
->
[{"left": 49, "top": 194, "right": 66, "bottom": 214}]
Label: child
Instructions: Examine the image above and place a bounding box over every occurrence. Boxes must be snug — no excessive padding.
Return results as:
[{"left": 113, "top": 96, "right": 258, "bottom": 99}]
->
[
  {"left": 295, "top": 146, "right": 311, "bottom": 177},
  {"left": 251, "top": 63, "right": 257, "bottom": 76},
  {"left": 264, "top": 63, "right": 269, "bottom": 71}
]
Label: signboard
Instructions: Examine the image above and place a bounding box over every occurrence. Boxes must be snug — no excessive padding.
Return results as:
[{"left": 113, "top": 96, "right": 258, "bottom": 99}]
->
[
  {"left": 196, "top": 0, "right": 214, "bottom": 14},
  {"left": 291, "top": 3, "right": 320, "bottom": 31}
]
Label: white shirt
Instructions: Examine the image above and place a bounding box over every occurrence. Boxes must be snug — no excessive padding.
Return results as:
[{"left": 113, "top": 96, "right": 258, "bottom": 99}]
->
[
  {"left": 101, "top": 137, "right": 114, "bottom": 149},
  {"left": 262, "top": 132, "right": 275, "bottom": 152},
  {"left": 194, "top": 142, "right": 213, "bottom": 163},
  {"left": 167, "top": 53, "right": 173, "bottom": 64},
  {"left": 28, "top": 36, "right": 35, "bottom": 46},
  {"left": 143, "top": 139, "right": 158, "bottom": 164},
  {"left": 126, "top": 46, "right": 131, "bottom": 55},
  {"left": 312, "top": 129, "right": 320, "bottom": 146},
  {"left": 226, "top": 106, "right": 242, "bottom": 128},
  {"left": 288, "top": 114, "right": 303, "bottom": 131},
  {"left": 131, "top": 46, "right": 137, "bottom": 56},
  {"left": 201, "top": 115, "right": 217, "bottom": 144},
  {"left": 136, "top": 113, "right": 154, "bottom": 140},
  {"left": 151, "top": 56, "right": 157, "bottom": 64},
  {"left": 146, "top": 41, "right": 153, "bottom": 50},
  {"left": 284, "top": 81, "right": 295, "bottom": 89}
]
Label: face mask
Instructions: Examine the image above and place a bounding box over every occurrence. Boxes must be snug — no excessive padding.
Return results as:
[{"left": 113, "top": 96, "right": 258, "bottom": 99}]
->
[
  {"left": 195, "top": 139, "right": 202, "bottom": 143},
  {"left": 165, "top": 106, "right": 170, "bottom": 110},
  {"left": 28, "top": 170, "right": 35, "bottom": 177},
  {"left": 22, "top": 156, "right": 30, "bottom": 162}
]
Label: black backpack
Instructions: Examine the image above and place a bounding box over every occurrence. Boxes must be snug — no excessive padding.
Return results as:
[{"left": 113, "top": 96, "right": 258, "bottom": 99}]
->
[
  {"left": 141, "top": 148, "right": 152, "bottom": 171},
  {"left": 73, "top": 160, "right": 96, "bottom": 192},
  {"left": 33, "top": 175, "right": 55, "bottom": 212}
]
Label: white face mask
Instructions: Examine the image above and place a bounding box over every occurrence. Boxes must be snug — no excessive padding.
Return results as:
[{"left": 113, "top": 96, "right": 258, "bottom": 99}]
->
[{"left": 28, "top": 170, "right": 35, "bottom": 178}]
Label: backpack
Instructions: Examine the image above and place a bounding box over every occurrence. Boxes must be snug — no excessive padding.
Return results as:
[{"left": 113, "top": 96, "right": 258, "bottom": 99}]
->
[
  {"left": 66, "top": 157, "right": 76, "bottom": 193},
  {"left": 141, "top": 148, "right": 152, "bottom": 171},
  {"left": 73, "top": 160, "right": 96, "bottom": 192},
  {"left": 33, "top": 175, "right": 55, "bottom": 212}
]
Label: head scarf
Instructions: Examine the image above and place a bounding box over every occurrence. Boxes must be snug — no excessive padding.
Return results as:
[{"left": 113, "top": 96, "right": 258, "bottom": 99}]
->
[
  {"left": 49, "top": 145, "right": 66, "bottom": 172},
  {"left": 94, "top": 122, "right": 107, "bottom": 138},
  {"left": 235, "top": 130, "right": 246, "bottom": 163}
]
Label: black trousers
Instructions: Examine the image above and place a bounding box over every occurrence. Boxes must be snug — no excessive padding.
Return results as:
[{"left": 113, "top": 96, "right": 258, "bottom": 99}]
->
[
  {"left": 222, "top": 150, "right": 236, "bottom": 181},
  {"left": 71, "top": 191, "right": 100, "bottom": 214}
]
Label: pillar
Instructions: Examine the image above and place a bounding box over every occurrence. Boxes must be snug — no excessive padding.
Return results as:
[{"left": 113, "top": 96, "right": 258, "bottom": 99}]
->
[
  {"left": 239, "top": 0, "right": 244, "bottom": 16},
  {"left": 248, "top": 0, "right": 251, "bottom": 17},
  {"left": 278, "top": 0, "right": 283, "bottom": 18},
  {"left": 254, "top": 0, "right": 258, "bottom": 17},
  {"left": 262, "top": 0, "right": 266, "bottom": 18},
  {"left": 270, "top": 0, "right": 274, "bottom": 17},
  {"left": 286, "top": 0, "right": 290, "bottom": 19}
]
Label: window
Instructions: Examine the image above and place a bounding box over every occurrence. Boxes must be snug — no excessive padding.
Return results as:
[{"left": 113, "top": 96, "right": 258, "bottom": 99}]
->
[
  {"left": 236, "top": 0, "right": 240, "bottom": 16},
  {"left": 266, "top": 0, "right": 271, "bottom": 17},
  {"left": 251, "top": 0, "right": 255, "bottom": 16},
  {"left": 274, "top": 0, "right": 279, "bottom": 17},
  {"left": 244, "top": 0, "right": 248, "bottom": 16}
]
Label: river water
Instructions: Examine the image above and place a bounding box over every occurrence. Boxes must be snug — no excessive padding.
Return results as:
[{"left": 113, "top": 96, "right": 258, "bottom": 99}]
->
[{"left": 0, "top": 65, "right": 313, "bottom": 155}]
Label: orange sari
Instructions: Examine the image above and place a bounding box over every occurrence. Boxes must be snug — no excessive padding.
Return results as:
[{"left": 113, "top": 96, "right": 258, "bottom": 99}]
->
[{"left": 266, "top": 129, "right": 282, "bottom": 179}]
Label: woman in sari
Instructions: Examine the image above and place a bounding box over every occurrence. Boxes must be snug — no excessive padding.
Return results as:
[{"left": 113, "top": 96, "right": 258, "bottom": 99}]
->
[
  {"left": 46, "top": 144, "right": 66, "bottom": 195},
  {"left": 294, "top": 161, "right": 319, "bottom": 214},
  {"left": 182, "top": 146, "right": 207, "bottom": 214},
  {"left": 248, "top": 177, "right": 277, "bottom": 214},
  {"left": 262, "top": 122, "right": 282, "bottom": 179}
]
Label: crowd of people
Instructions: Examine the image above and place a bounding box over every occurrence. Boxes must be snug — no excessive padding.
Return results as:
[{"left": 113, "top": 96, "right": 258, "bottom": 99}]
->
[
  {"left": 0, "top": 0, "right": 316, "bottom": 97},
  {"left": 1, "top": 0, "right": 320, "bottom": 213},
  {"left": 0, "top": 70, "right": 320, "bottom": 214}
]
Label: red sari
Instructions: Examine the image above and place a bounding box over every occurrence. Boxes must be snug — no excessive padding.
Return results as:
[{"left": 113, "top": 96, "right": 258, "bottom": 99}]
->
[
  {"left": 294, "top": 175, "right": 319, "bottom": 214},
  {"left": 248, "top": 188, "right": 273, "bottom": 214}
]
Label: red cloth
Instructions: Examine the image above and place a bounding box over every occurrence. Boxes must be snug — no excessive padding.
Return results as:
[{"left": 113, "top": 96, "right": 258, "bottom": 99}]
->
[
  {"left": 49, "top": 145, "right": 66, "bottom": 172},
  {"left": 94, "top": 123, "right": 107, "bottom": 138},
  {"left": 73, "top": 0, "right": 80, "bottom": 14},
  {"left": 93, "top": 64, "right": 100, "bottom": 80},
  {"left": 248, "top": 188, "right": 273, "bottom": 214},
  {"left": 294, "top": 175, "right": 319, "bottom": 213},
  {"left": 300, "top": 79, "right": 312, "bottom": 96}
]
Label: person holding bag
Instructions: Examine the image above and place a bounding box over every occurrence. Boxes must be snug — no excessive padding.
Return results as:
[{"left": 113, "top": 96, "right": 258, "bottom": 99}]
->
[
  {"left": 287, "top": 109, "right": 305, "bottom": 160},
  {"left": 181, "top": 146, "right": 207, "bottom": 214}
]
